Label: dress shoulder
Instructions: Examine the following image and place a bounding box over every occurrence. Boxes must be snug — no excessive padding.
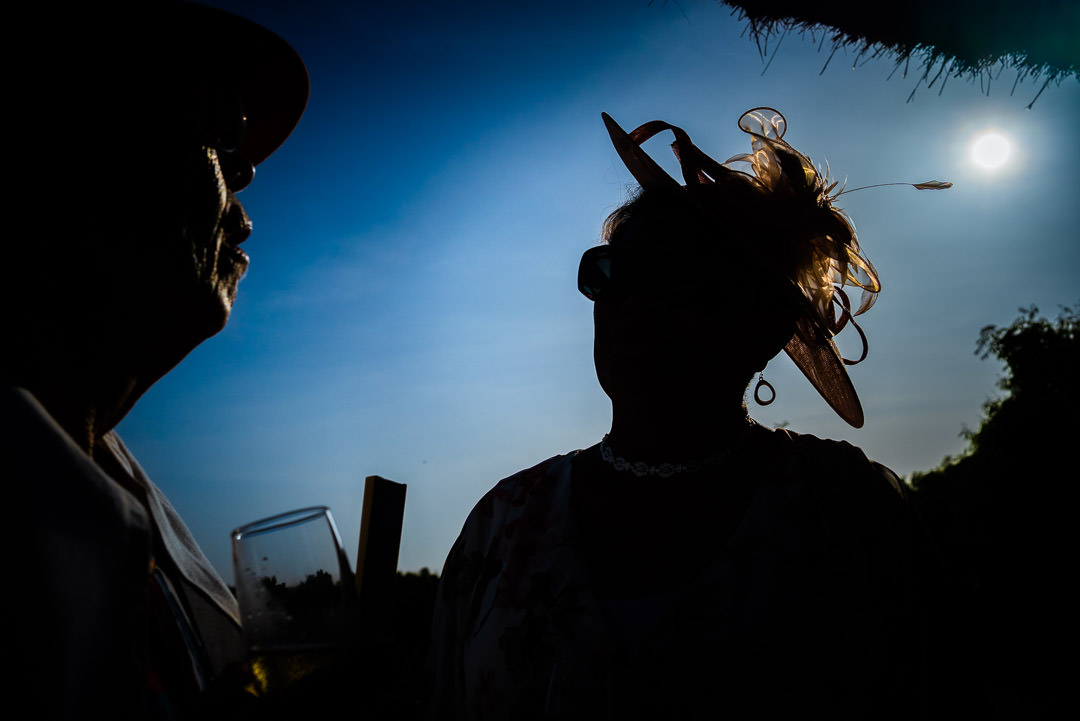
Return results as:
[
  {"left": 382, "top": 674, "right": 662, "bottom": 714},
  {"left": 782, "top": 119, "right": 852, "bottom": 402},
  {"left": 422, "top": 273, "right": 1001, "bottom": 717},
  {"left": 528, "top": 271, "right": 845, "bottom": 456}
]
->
[
  {"left": 451, "top": 452, "right": 575, "bottom": 545},
  {"left": 428, "top": 452, "right": 580, "bottom": 720},
  {"left": 773, "top": 426, "right": 904, "bottom": 487},
  {"left": 435, "top": 452, "right": 574, "bottom": 596},
  {"left": 767, "top": 426, "right": 913, "bottom": 525}
]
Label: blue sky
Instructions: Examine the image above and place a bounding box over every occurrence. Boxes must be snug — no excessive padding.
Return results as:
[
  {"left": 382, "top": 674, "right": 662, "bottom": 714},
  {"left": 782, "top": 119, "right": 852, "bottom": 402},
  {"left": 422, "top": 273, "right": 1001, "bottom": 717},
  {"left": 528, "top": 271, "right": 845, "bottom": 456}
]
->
[{"left": 118, "top": 0, "right": 1080, "bottom": 581}]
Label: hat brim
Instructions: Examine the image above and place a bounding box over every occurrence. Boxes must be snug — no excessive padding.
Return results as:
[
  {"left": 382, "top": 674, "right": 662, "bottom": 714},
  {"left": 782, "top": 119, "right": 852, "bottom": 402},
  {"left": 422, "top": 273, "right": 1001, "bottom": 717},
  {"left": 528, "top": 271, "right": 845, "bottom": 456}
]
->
[
  {"left": 178, "top": 3, "right": 309, "bottom": 166},
  {"left": 600, "top": 111, "right": 865, "bottom": 428},
  {"left": 784, "top": 319, "right": 864, "bottom": 428}
]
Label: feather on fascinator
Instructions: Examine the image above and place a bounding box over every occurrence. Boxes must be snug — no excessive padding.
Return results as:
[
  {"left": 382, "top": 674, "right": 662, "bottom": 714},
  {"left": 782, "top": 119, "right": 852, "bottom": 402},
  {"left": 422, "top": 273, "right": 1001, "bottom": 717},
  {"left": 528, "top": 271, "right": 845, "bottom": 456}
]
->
[{"left": 601, "top": 108, "right": 948, "bottom": 427}]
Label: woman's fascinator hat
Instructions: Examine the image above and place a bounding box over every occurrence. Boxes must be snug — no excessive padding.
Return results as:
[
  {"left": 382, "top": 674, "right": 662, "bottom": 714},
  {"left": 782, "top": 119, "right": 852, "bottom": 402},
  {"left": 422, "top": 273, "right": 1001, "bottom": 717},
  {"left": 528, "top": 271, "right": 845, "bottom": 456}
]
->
[{"left": 600, "top": 108, "right": 950, "bottom": 428}]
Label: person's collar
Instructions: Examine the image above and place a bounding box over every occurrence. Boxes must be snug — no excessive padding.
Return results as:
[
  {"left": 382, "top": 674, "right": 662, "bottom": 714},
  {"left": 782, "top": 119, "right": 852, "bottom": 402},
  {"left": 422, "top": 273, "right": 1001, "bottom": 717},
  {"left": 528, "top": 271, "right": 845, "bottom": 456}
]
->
[{"left": 99, "top": 432, "right": 241, "bottom": 627}]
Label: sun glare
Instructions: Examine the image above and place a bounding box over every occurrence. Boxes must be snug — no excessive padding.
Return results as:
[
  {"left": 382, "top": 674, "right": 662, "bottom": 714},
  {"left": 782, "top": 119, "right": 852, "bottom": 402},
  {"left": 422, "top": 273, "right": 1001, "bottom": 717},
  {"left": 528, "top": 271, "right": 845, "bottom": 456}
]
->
[{"left": 970, "top": 131, "right": 1012, "bottom": 171}]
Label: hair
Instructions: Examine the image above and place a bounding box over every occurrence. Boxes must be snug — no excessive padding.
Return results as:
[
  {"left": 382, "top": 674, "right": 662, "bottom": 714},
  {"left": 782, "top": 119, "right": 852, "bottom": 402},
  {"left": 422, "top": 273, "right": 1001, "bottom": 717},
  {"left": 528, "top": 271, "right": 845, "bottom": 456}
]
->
[
  {"left": 600, "top": 140, "right": 877, "bottom": 354},
  {"left": 604, "top": 174, "right": 855, "bottom": 288}
]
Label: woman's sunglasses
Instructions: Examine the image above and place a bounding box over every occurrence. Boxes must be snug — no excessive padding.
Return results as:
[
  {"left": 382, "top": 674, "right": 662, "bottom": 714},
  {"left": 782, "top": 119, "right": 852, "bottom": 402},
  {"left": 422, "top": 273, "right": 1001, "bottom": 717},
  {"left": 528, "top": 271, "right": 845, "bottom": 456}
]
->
[
  {"left": 577, "top": 245, "right": 616, "bottom": 301},
  {"left": 577, "top": 244, "right": 688, "bottom": 302}
]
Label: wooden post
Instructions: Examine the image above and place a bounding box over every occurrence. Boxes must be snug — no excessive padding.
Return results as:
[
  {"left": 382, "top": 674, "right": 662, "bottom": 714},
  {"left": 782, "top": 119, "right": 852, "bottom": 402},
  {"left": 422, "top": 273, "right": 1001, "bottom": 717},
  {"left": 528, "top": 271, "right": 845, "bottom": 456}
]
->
[{"left": 354, "top": 475, "right": 407, "bottom": 618}]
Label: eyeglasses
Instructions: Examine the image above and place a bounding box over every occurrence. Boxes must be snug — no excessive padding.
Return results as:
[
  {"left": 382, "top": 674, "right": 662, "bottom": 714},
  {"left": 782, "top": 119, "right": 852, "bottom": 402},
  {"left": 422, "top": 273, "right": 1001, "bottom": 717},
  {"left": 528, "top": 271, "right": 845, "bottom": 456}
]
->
[
  {"left": 577, "top": 244, "right": 616, "bottom": 301},
  {"left": 177, "top": 85, "right": 253, "bottom": 190},
  {"left": 577, "top": 244, "right": 688, "bottom": 302},
  {"left": 181, "top": 79, "right": 248, "bottom": 154}
]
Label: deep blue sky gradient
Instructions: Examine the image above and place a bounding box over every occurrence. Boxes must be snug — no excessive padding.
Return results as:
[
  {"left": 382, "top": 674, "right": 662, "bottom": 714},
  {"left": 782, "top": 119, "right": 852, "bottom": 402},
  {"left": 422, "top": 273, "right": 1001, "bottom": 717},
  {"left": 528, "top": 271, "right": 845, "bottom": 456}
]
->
[{"left": 117, "top": 0, "right": 1080, "bottom": 581}]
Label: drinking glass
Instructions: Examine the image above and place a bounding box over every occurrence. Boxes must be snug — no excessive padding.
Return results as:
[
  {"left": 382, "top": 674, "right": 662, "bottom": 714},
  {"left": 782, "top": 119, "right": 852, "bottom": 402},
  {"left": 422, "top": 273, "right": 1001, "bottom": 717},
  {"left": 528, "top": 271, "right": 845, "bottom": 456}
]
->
[{"left": 231, "top": 506, "right": 356, "bottom": 695}]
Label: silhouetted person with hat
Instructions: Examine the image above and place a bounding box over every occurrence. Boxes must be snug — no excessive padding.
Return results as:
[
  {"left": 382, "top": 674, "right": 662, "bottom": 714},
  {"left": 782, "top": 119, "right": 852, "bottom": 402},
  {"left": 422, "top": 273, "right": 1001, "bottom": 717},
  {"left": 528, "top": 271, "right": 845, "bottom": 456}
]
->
[
  {"left": 429, "top": 109, "right": 933, "bottom": 720},
  {"left": 4, "top": 3, "right": 308, "bottom": 718}
]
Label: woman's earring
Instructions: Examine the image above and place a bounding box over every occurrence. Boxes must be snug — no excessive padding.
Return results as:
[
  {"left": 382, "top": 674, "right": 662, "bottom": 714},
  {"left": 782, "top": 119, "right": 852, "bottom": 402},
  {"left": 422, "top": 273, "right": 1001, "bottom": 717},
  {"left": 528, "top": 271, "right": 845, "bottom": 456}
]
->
[{"left": 754, "top": 374, "right": 775, "bottom": 406}]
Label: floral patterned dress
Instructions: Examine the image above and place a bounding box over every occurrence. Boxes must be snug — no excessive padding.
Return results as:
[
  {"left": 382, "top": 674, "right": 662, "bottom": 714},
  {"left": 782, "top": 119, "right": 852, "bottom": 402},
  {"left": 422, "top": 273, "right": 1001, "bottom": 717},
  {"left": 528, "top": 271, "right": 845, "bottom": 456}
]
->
[{"left": 428, "top": 425, "right": 926, "bottom": 720}]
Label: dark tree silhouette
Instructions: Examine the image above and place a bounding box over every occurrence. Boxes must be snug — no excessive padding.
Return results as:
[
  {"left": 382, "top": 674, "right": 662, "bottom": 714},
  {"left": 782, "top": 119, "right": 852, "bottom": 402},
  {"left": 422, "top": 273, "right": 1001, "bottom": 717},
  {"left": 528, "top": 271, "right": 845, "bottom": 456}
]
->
[
  {"left": 716, "top": 0, "right": 1080, "bottom": 105},
  {"left": 910, "top": 305, "right": 1077, "bottom": 719},
  {"left": 242, "top": 568, "right": 440, "bottom": 720},
  {"left": 383, "top": 568, "right": 441, "bottom": 718}
]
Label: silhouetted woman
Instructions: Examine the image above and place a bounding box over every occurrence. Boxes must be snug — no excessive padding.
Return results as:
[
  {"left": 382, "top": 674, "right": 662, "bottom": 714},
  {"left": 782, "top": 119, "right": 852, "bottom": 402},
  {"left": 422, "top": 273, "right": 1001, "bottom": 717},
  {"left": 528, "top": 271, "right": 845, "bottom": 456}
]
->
[{"left": 429, "top": 109, "right": 927, "bottom": 720}]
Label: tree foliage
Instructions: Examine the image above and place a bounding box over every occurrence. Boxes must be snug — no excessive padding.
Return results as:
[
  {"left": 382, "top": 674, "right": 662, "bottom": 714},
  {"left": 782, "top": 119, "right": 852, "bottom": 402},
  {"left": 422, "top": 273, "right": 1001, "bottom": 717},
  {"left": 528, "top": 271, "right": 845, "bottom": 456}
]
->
[
  {"left": 909, "top": 304, "right": 1077, "bottom": 718},
  {"left": 914, "top": 303, "right": 1077, "bottom": 482},
  {"left": 969, "top": 304, "right": 1078, "bottom": 447}
]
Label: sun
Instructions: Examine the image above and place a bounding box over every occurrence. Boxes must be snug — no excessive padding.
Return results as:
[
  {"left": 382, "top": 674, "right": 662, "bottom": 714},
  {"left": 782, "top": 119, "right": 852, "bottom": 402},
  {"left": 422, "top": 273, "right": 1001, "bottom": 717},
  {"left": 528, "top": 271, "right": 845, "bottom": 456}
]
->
[{"left": 970, "top": 131, "right": 1012, "bottom": 171}]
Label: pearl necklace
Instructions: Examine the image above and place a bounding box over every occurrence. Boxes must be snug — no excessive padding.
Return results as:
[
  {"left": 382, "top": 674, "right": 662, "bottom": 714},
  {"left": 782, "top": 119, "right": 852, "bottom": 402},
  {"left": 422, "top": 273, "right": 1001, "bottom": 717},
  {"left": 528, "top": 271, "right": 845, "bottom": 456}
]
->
[{"left": 598, "top": 424, "right": 754, "bottom": 478}]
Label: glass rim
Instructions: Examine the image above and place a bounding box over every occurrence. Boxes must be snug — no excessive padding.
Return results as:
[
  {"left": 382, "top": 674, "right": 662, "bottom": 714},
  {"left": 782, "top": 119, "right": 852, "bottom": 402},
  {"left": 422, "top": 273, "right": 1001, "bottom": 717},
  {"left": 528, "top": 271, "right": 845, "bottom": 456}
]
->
[{"left": 231, "top": 505, "right": 333, "bottom": 540}]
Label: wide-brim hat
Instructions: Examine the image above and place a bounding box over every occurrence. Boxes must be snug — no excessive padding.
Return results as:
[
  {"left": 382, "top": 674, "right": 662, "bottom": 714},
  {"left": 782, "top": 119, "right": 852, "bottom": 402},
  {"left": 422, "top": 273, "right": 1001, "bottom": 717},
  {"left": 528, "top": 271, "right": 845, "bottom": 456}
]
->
[
  {"left": 47, "top": 2, "right": 310, "bottom": 167},
  {"left": 600, "top": 111, "right": 870, "bottom": 428},
  {"left": 170, "top": 2, "right": 310, "bottom": 166}
]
